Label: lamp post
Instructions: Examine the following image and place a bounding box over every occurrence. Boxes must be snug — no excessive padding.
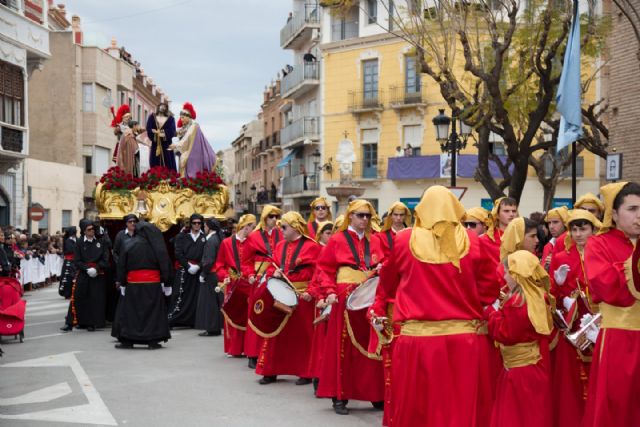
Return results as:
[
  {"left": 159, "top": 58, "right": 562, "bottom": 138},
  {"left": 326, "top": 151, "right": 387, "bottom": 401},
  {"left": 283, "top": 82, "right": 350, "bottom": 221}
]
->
[
  {"left": 432, "top": 109, "right": 472, "bottom": 187},
  {"left": 250, "top": 184, "right": 257, "bottom": 215}
]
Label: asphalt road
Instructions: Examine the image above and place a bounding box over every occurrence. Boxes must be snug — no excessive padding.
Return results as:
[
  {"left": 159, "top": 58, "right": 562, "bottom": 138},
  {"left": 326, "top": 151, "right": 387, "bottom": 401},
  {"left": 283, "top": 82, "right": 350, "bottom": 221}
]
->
[{"left": 0, "top": 286, "right": 383, "bottom": 427}]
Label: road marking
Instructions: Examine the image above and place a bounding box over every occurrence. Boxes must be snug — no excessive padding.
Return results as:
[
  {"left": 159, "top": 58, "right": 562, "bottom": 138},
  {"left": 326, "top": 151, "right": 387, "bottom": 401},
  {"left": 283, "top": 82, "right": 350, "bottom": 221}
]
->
[
  {"left": 24, "top": 333, "right": 65, "bottom": 341},
  {"left": 25, "top": 320, "right": 62, "bottom": 327},
  {"left": 0, "top": 382, "right": 72, "bottom": 405},
  {"left": 0, "top": 352, "right": 118, "bottom": 425},
  {"left": 26, "top": 309, "right": 68, "bottom": 317}
]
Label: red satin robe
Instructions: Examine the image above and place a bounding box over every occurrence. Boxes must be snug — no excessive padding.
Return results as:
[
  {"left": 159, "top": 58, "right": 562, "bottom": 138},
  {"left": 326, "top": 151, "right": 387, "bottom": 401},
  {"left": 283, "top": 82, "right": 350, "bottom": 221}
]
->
[
  {"left": 316, "top": 229, "right": 385, "bottom": 403},
  {"left": 373, "top": 229, "right": 398, "bottom": 260},
  {"left": 487, "top": 295, "right": 552, "bottom": 427},
  {"left": 548, "top": 243, "right": 591, "bottom": 427},
  {"left": 242, "top": 228, "right": 282, "bottom": 359},
  {"left": 477, "top": 228, "right": 504, "bottom": 306},
  {"left": 583, "top": 228, "right": 640, "bottom": 427},
  {"left": 256, "top": 237, "right": 320, "bottom": 378},
  {"left": 307, "top": 221, "right": 318, "bottom": 240},
  {"left": 307, "top": 246, "right": 330, "bottom": 381},
  {"left": 215, "top": 235, "right": 250, "bottom": 357},
  {"left": 379, "top": 229, "right": 493, "bottom": 427}
]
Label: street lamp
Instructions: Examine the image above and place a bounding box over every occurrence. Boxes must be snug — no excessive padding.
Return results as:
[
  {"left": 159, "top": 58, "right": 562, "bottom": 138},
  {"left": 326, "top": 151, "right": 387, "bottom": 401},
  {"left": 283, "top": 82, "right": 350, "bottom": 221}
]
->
[
  {"left": 250, "top": 184, "right": 257, "bottom": 214},
  {"left": 432, "top": 108, "right": 472, "bottom": 187}
]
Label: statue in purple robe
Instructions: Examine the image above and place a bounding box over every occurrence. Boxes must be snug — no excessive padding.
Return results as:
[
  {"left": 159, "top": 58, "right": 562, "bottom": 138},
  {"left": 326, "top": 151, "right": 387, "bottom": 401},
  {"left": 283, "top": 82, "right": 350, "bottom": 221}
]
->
[
  {"left": 169, "top": 102, "right": 216, "bottom": 178},
  {"left": 146, "top": 103, "right": 177, "bottom": 171}
]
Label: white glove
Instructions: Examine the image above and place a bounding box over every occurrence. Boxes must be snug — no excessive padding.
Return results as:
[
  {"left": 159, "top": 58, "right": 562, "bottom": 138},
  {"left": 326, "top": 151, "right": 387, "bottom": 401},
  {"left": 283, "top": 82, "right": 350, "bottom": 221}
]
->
[
  {"left": 199, "top": 275, "right": 205, "bottom": 283},
  {"left": 86, "top": 267, "right": 97, "bottom": 278},
  {"left": 491, "top": 298, "right": 501, "bottom": 311},
  {"left": 554, "top": 264, "right": 571, "bottom": 286},
  {"left": 563, "top": 296, "right": 576, "bottom": 312},
  {"left": 187, "top": 264, "right": 200, "bottom": 275},
  {"left": 585, "top": 325, "right": 600, "bottom": 344},
  {"left": 579, "top": 313, "right": 594, "bottom": 328},
  {"left": 120, "top": 286, "right": 125, "bottom": 296},
  {"left": 371, "top": 316, "right": 387, "bottom": 332},
  {"left": 162, "top": 284, "right": 172, "bottom": 296}
]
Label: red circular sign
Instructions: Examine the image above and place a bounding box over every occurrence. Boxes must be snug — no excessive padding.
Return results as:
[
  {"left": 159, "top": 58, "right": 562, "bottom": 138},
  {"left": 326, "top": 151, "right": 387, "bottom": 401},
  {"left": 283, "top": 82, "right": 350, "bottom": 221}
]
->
[{"left": 29, "top": 206, "right": 45, "bottom": 221}]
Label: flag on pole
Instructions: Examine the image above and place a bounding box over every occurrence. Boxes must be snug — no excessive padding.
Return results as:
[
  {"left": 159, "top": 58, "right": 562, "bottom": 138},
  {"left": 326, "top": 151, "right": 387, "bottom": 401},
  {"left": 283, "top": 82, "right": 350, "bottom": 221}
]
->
[{"left": 556, "top": 0, "right": 583, "bottom": 152}]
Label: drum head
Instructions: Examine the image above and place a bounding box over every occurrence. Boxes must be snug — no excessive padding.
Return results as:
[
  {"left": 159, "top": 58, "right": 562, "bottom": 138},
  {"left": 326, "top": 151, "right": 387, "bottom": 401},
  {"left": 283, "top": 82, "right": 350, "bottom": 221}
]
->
[
  {"left": 346, "top": 276, "right": 379, "bottom": 311},
  {"left": 267, "top": 278, "right": 298, "bottom": 307}
]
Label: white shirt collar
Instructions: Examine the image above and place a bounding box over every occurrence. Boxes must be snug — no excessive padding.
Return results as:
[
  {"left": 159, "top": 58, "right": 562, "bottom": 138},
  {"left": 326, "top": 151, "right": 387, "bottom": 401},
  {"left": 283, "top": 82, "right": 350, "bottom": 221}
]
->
[
  {"left": 84, "top": 236, "right": 94, "bottom": 242},
  {"left": 125, "top": 229, "right": 135, "bottom": 237},
  {"left": 206, "top": 231, "right": 217, "bottom": 241},
  {"left": 190, "top": 231, "right": 201, "bottom": 242},
  {"left": 348, "top": 225, "right": 365, "bottom": 241},
  {"left": 235, "top": 234, "right": 246, "bottom": 242}
]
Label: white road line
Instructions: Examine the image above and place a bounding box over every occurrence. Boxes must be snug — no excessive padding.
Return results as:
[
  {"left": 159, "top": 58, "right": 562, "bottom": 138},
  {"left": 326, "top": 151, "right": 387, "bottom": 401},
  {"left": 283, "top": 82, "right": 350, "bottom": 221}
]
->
[
  {"left": 27, "top": 303, "right": 69, "bottom": 311},
  {"left": 26, "top": 320, "right": 64, "bottom": 327},
  {"left": 26, "top": 309, "right": 68, "bottom": 317},
  {"left": 24, "top": 333, "right": 65, "bottom": 341},
  {"left": 0, "top": 382, "right": 72, "bottom": 405}
]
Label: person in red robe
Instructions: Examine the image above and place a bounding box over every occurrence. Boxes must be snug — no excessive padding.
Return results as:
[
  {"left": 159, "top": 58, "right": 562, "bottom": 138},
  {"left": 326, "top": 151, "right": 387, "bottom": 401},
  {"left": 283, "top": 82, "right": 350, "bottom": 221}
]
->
[
  {"left": 374, "top": 201, "right": 412, "bottom": 259},
  {"left": 215, "top": 214, "right": 256, "bottom": 357},
  {"left": 548, "top": 210, "right": 601, "bottom": 427},
  {"left": 242, "top": 205, "right": 283, "bottom": 369},
  {"left": 464, "top": 207, "right": 491, "bottom": 236},
  {"left": 379, "top": 186, "right": 494, "bottom": 427},
  {"left": 583, "top": 182, "right": 640, "bottom": 427},
  {"left": 307, "top": 197, "right": 332, "bottom": 240},
  {"left": 573, "top": 192, "right": 604, "bottom": 221},
  {"left": 316, "top": 199, "right": 385, "bottom": 415},
  {"left": 254, "top": 211, "right": 321, "bottom": 385},
  {"left": 541, "top": 206, "right": 569, "bottom": 271},
  {"left": 487, "top": 250, "right": 553, "bottom": 427}
]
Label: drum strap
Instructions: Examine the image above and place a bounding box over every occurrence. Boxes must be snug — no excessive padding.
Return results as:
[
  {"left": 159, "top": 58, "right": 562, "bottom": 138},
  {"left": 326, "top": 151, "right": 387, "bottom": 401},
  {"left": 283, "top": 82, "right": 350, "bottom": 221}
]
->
[
  {"left": 343, "top": 230, "right": 370, "bottom": 270},
  {"left": 281, "top": 239, "right": 306, "bottom": 274},
  {"left": 231, "top": 235, "right": 241, "bottom": 273},
  {"left": 260, "top": 229, "right": 281, "bottom": 257},
  {"left": 312, "top": 221, "right": 318, "bottom": 234},
  {"left": 386, "top": 230, "right": 393, "bottom": 251}
]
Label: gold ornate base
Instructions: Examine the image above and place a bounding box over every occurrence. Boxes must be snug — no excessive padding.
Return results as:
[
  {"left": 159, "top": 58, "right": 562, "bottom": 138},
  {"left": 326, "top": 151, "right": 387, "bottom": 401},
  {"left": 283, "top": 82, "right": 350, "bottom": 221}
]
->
[{"left": 95, "top": 181, "right": 230, "bottom": 232}]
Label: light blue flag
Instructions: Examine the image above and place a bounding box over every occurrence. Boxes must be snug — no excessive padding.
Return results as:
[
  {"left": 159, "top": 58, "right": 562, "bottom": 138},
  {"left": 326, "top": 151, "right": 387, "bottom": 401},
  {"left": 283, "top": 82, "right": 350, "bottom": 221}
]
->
[{"left": 556, "top": 0, "right": 583, "bottom": 152}]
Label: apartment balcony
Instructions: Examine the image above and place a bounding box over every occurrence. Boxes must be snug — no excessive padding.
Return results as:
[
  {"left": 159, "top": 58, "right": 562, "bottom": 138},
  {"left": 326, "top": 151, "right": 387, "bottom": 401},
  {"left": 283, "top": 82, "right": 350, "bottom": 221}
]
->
[
  {"left": 282, "top": 173, "right": 319, "bottom": 197},
  {"left": 389, "top": 84, "right": 427, "bottom": 111},
  {"left": 0, "top": 124, "right": 27, "bottom": 168},
  {"left": 351, "top": 159, "right": 387, "bottom": 181},
  {"left": 281, "top": 62, "right": 320, "bottom": 99},
  {"left": 280, "top": 3, "right": 320, "bottom": 50},
  {"left": 281, "top": 116, "right": 320, "bottom": 149},
  {"left": 0, "top": 0, "right": 50, "bottom": 59},
  {"left": 348, "top": 90, "right": 384, "bottom": 114},
  {"left": 269, "top": 131, "right": 280, "bottom": 152}
]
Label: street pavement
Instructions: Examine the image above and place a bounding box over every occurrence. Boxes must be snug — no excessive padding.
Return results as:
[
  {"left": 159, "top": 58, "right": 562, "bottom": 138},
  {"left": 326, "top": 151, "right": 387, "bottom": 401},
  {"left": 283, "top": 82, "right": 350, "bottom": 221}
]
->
[{"left": 0, "top": 285, "right": 383, "bottom": 427}]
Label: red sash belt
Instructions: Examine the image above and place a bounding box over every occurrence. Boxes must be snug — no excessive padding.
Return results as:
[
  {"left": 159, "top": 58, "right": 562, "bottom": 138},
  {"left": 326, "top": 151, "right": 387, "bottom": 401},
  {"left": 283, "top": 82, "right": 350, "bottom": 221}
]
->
[
  {"left": 64, "top": 254, "right": 74, "bottom": 260},
  {"left": 127, "top": 269, "right": 161, "bottom": 283}
]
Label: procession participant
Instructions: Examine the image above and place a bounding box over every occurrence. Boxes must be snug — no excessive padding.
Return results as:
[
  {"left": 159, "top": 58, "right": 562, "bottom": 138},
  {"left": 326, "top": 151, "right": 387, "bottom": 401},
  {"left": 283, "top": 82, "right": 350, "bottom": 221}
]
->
[
  {"left": 500, "top": 217, "right": 540, "bottom": 262},
  {"left": 146, "top": 102, "right": 177, "bottom": 171},
  {"left": 113, "top": 214, "right": 138, "bottom": 265},
  {"left": 487, "top": 250, "right": 553, "bottom": 427},
  {"left": 316, "top": 199, "right": 385, "bottom": 416},
  {"left": 374, "top": 201, "right": 412, "bottom": 259},
  {"left": 583, "top": 182, "right": 640, "bottom": 427},
  {"left": 541, "top": 206, "right": 569, "bottom": 270},
  {"left": 307, "top": 197, "right": 332, "bottom": 239},
  {"left": 255, "top": 211, "right": 321, "bottom": 385},
  {"left": 113, "top": 221, "right": 172, "bottom": 349},
  {"left": 378, "top": 186, "right": 492, "bottom": 427},
  {"left": 168, "top": 214, "right": 206, "bottom": 328},
  {"left": 168, "top": 102, "right": 216, "bottom": 178},
  {"left": 111, "top": 104, "right": 131, "bottom": 164},
  {"left": 307, "top": 221, "right": 333, "bottom": 393},
  {"left": 60, "top": 220, "right": 109, "bottom": 332},
  {"left": 549, "top": 210, "right": 601, "bottom": 427},
  {"left": 242, "top": 205, "right": 282, "bottom": 369},
  {"left": 215, "top": 214, "right": 256, "bottom": 356},
  {"left": 465, "top": 207, "right": 491, "bottom": 236},
  {"left": 574, "top": 192, "right": 604, "bottom": 221},
  {"left": 58, "top": 226, "right": 77, "bottom": 299},
  {"left": 115, "top": 120, "right": 143, "bottom": 177},
  {"left": 195, "top": 218, "right": 224, "bottom": 336}
]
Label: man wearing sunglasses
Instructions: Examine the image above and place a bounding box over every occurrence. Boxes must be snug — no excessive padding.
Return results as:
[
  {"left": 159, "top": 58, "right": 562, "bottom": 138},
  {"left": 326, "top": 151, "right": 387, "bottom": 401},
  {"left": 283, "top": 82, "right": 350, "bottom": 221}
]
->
[
  {"left": 464, "top": 207, "right": 490, "bottom": 237},
  {"left": 374, "top": 202, "right": 412, "bottom": 259},
  {"left": 307, "top": 197, "right": 333, "bottom": 239},
  {"left": 113, "top": 214, "right": 138, "bottom": 266},
  {"left": 168, "top": 213, "right": 206, "bottom": 329},
  {"left": 60, "top": 219, "right": 109, "bottom": 332},
  {"left": 316, "top": 199, "right": 385, "bottom": 415},
  {"left": 242, "top": 204, "right": 283, "bottom": 369}
]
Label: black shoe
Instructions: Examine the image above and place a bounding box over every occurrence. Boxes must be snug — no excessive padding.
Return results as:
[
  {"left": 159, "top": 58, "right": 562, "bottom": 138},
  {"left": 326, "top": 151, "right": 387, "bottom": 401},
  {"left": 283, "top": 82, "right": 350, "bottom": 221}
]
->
[
  {"left": 115, "top": 343, "right": 133, "bottom": 349},
  {"left": 148, "top": 342, "right": 162, "bottom": 350},
  {"left": 60, "top": 324, "right": 72, "bottom": 332},
  {"left": 371, "top": 400, "right": 384, "bottom": 410},
  {"left": 248, "top": 357, "right": 257, "bottom": 369},
  {"left": 198, "top": 331, "right": 221, "bottom": 336},
  {"left": 258, "top": 375, "right": 277, "bottom": 385},
  {"left": 295, "top": 377, "right": 312, "bottom": 386},
  {"left": 313, "top": 378, "right": 319, "bottom": 393},
  {"left": 332, "top": 399, "right": 349, "bottom": 415},
  {"left": 87, "top": 326, "right": 95, "bottom": 332}
]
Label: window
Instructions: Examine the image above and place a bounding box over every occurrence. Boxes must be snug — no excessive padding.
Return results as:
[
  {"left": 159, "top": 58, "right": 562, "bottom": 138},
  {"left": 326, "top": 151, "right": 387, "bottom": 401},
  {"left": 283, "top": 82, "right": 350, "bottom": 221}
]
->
[
  {"left": 38, "top": 209, "right": 49, "bottom": 234},
  {"left": 137, "top": 105, "right": 141, "bottom": 122},
  {"left": 0, "top": 61, "right": 24, "bottom": 126},
  {"left": 361, "top": 129, "right": 378, "bottom": 179},
  {"left": 82, "top": 83, "right": 95, "bottom": 112},
  {"left": 128, "top": 97, "right": 133, "bottom": 107},
  {"left": 84, "top": 155, "right": 92, "bottom": 174},
  {"left": 363, "top": 59, "right": 379, "bottom": 105},
  {"left": 403, "top": 125, "right": 422, "bottom": 153},
  {"left": 388, "top": 0, "right": 395, "bottom": 31},
  {"left": 331, "top": 7, "right": 359, "bottom": 41},
  {"left": 544, "top": 156, "right": 584, "bottom": 178},
  {"left": 119, "top": 91, "right": 126, "bottom": 106},
  {"left": 405, "top": 56, "right": 421, "bottom": 94},
  {"left": 62, "top": 210, "right": 72, "bottom": 229},
  {"left": 367, "top": 0, "right": 377, "bottom": 23},
  {"left": 144, "top": 108, "right": 148, "bottom": 121},
  {"left": 94, "top": 146, "right": 110, "bottom": 176}
]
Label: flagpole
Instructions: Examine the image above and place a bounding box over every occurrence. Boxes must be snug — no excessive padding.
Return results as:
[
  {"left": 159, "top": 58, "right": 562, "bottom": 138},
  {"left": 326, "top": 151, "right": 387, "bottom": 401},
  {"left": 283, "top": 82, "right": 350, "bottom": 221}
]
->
[{"left": 572, "top": 142, "right": 577, "bottom": 205}]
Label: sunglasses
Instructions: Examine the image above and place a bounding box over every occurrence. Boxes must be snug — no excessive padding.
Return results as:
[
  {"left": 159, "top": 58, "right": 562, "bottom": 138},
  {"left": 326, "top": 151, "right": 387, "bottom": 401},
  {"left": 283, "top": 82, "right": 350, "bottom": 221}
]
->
[
  {"left": 126, "top": 219, "right": 137, "bottom": 223},
  {"left": 464, "top": 222, "right": 479, "bottom": 229},
  {"left": 314, "top": 205, "right": 328, "bottom": 211},
  {"left": 354, "top": 212, "right": 372, "bottom": 220},
  {"left": 191, "top": 221, "right": 202, "bottom": 225},
  {"left": 85, "top": 227, "right": 94, "bottom": 232},
  {"left": 268, "top": 214, "right": 280, "bottom": 219}
]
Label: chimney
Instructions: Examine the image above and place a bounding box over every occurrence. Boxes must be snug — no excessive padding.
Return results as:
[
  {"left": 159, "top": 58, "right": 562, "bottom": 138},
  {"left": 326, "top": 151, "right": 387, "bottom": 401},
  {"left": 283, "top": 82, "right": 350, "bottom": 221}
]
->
[{"left": 71, "top": 15, "right": 82, "bottom": 45}]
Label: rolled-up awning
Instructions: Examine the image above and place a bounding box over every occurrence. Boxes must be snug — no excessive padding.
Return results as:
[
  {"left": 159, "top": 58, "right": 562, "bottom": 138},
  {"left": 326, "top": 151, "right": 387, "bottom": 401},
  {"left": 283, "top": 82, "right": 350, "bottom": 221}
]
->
[{"left": 276, "top": 147, "right": 301, "bottom": 169}]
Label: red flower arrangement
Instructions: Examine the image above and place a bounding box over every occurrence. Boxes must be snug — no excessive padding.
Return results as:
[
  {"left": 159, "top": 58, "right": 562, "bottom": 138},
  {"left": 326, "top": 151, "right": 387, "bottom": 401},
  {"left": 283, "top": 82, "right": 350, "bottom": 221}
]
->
[
  {"left": 179, "top": 170, "right": 224, "bottom": 194},
  {"left": 138, "top": 166, "right": 181, "bottom": 190},
  {"left": 98, "top": 167, "right": 138, "bottom": 193}
]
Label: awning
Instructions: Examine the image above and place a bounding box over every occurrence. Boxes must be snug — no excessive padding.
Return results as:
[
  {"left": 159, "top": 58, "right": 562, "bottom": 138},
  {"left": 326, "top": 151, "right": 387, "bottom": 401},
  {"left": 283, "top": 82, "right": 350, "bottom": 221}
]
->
[{"left": 276, "top": 147, "right": 301, "bottom": 169}]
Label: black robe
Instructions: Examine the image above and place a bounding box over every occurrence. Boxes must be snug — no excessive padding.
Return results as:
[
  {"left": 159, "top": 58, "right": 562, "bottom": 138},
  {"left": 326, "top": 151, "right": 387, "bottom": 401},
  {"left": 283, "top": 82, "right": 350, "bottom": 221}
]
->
[
  {"left": 194, "top": 232, "right": 223, "bottom": 333},
  {"left": 59, "top": 237, "right": 76, "bottom": 298},
  {"left": 70, "top": 237, "right": 109, "bottom": 328},
  {"left": 112, "top": 226, "right": 171, "bottom": 344},
  {"left": 168, "top": 230, "right": 206, "bottom": 327}
]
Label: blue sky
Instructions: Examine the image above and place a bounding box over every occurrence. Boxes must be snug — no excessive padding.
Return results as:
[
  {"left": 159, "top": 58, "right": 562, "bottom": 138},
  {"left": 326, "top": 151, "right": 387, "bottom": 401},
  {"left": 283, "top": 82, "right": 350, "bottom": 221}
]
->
[{"left": 62, "top": 0, "right": 291, "bottom": 151}]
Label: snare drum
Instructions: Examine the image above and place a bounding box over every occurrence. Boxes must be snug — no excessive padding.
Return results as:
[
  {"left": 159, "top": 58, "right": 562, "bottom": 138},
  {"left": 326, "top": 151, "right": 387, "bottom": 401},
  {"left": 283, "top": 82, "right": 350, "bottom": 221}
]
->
[
  {"left": 346, "top": 276, "right": 380, "bottom": 311},
  {"left": 221, "top": 279, "right": 251, "bottom": 330},
  {"left": 248, "top": 277, "right": 298, "bottom": 338}
]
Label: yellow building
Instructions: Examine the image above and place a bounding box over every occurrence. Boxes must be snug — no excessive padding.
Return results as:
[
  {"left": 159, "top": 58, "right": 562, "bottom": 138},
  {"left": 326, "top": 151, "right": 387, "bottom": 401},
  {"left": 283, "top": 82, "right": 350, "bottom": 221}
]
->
[{"left": 318, "top": 1, "right": 600, "bottom": 215}]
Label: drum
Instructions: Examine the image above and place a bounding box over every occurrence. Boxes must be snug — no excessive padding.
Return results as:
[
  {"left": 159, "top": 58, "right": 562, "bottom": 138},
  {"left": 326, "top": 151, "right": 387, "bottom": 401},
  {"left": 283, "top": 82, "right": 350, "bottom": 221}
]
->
[
  {"left": 248, "top": 278, "right": 298, "bottom": 338},
  {"left": 221, "top": 279, "right": 251, "bottom": 330},
  {"left": 346, "top": 276, "right": 380, "bottom": 311}
]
